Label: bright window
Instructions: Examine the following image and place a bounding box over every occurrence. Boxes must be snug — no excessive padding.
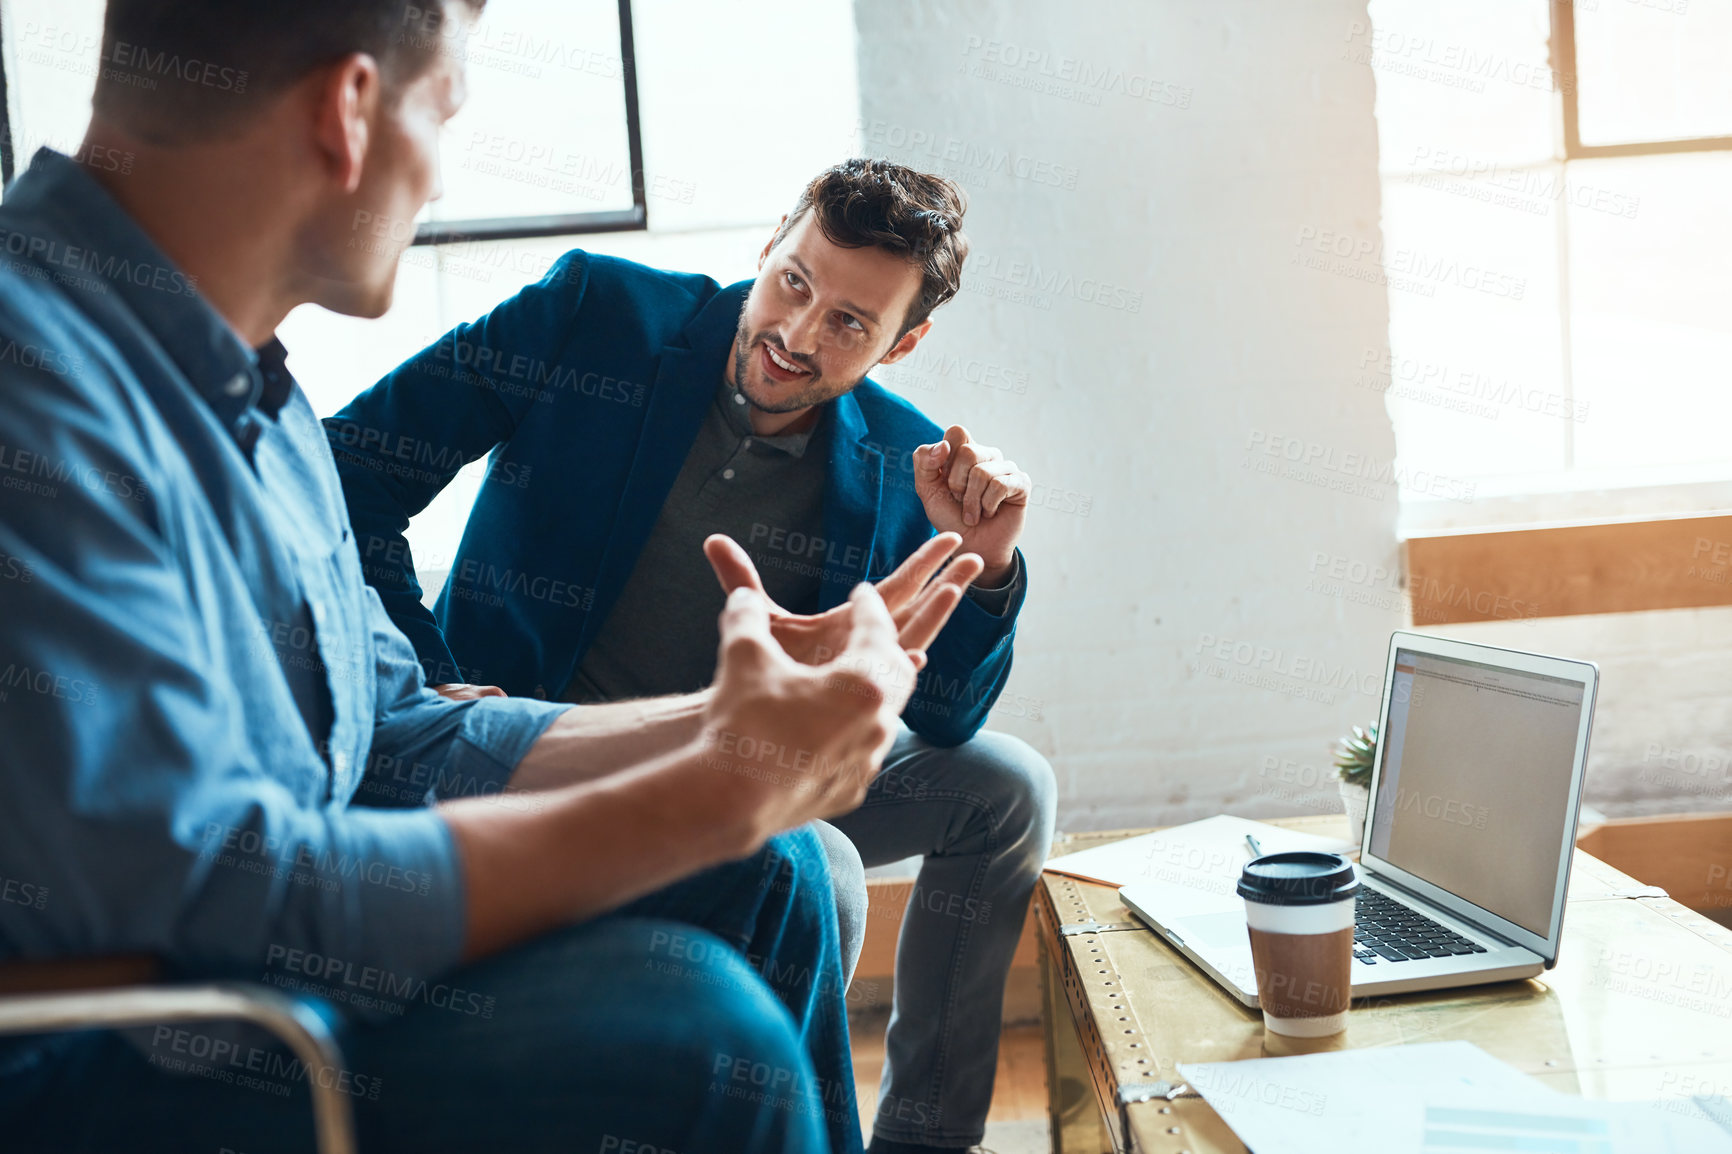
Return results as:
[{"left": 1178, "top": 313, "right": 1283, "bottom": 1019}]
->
[
  {"left": 416, "top": 0, "right": 640, "bottom": 236},
  {"left": 1364, "top": 0, "right": 1732, "bottom": 530}
]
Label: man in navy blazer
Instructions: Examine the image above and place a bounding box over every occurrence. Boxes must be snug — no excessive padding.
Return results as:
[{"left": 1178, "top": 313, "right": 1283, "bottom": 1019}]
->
[{"left": 328, "top": 159, "right": 1056, "bottom": 1153}]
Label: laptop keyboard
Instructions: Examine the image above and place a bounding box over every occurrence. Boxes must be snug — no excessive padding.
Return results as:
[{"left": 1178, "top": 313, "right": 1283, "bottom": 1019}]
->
[{"left": 1353, "top": 888, "right": 1488, "bottom": 965}]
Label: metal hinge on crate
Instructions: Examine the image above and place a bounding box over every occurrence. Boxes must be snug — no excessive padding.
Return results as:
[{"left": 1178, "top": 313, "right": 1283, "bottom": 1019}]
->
[
  {"left": 1117, "top": 1081, "right": 1199, "bottom": 1105},
  {"left": 1059, "top": 920, "right": 1141, "bottom": 936}
]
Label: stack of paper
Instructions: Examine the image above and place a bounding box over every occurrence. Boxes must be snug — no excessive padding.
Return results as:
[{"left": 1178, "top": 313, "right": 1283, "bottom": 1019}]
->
[{"left": 1175, "top": 1042, "right": 1732, "bottom": 1154}]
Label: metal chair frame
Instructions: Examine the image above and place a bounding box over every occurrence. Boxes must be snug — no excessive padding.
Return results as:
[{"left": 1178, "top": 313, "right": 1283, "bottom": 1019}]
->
[{"left": 0, "top": 982, "right": 356, "bottom": 1154}]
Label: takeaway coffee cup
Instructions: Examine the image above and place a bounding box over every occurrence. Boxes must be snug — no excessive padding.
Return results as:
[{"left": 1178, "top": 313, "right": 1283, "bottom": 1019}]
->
[{"left": 1237, "top": 851, "right": 1360, "bottom": 1037}]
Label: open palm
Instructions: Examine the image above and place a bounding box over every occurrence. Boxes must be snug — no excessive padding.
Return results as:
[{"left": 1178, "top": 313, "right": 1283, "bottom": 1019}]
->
[{"left": 702, "top": 531, "right": 983, "bottom": 669}]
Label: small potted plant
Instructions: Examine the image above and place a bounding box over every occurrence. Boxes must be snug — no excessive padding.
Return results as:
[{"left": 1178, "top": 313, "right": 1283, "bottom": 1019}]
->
[{"left": 1333, "top": 723, "right": 1377, "bottom": 844}]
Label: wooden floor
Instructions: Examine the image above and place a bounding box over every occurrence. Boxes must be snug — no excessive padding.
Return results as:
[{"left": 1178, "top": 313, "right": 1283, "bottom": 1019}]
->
[{"left": 850, "top": 1017, "right": 1049, "bottom": 1133}]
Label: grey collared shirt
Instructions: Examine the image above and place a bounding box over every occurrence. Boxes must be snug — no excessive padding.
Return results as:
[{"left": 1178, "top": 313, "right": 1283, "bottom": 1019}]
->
[
  {"left": 565, "top": 380, "right": 1021, "bottom": 703},
  {"left": 566, "top": 381, "right": 827, "bottom": 701}
]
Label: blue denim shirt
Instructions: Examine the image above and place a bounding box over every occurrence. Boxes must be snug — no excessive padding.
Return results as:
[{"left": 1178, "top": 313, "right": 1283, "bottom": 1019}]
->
[{"left": 0, "top": 149, "right": 568, "bottom": 986}]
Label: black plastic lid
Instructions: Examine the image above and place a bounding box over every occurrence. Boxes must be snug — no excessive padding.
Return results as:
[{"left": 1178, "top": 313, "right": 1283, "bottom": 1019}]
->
[{"left": 1236, "top": 851, "right": 1360, "bottom": 906}]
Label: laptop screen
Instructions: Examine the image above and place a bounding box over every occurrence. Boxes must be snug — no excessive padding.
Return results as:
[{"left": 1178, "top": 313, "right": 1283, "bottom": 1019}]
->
[{"left": 1367, "top": 649, "right": 1587, "bottom": 937}]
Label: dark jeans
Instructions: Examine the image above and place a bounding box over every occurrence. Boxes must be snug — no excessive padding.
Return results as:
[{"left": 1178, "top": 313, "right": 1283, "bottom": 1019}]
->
[{"left": 0, "top": 828, "right": 858, "bottom": 1154}]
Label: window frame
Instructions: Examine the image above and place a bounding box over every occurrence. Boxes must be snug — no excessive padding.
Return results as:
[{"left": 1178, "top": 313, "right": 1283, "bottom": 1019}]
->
[
  {"left": 1470, "top": 0, "right": 1732, "bottom": 490},
  {"left": 0, "top": 11, "right": 15, "bottom": 187},
  {"left": 1551, "top": 0, "right": 1732, "bottom": 159},
  {"left": 414, "top": 0, "right": 648, "bottom": 245},
  {"left": 0, "top": 0, "right": 648, "bottom": 244},
  {"left": 1397, "top": 6, "right": 1732, "bottom": 610}
]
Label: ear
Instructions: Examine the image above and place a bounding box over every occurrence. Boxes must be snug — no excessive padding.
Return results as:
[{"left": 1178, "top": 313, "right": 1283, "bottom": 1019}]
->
[
  {"left": 876, "top": 318, "right": 933, "bottom": 367},
  {"left": 309, "top": 54, "right": 382, "bottom": 194},
  {"left": 758, "top": 215, "right": 788, "bottom": 270}
]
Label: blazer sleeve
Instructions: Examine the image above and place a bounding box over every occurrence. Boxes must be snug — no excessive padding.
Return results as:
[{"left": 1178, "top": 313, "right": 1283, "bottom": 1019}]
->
[
  {"left": 903, "top": 548, "right": 1028, "bottom": 747},
  {"left": 324, "top": 251, "right": 593, "bottom": 685}
]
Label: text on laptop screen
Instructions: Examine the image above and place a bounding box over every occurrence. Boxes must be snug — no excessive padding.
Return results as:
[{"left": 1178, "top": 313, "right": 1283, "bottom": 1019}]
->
[{"left": 1367, "top": 650, "right": 1585, "bottom": 936}]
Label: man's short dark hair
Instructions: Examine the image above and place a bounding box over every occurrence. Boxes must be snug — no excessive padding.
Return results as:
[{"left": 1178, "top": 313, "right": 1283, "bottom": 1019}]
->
[
  {"left": 92, "top": 0, "right": 484, "bottom": 144},
  {"left": 771, "top": 158, "right": 970, "bottom": 337}
]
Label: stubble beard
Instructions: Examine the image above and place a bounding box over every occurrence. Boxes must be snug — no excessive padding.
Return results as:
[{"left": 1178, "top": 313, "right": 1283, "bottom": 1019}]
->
[{"left": 729, "top": 309, "right": 864, "bottom": 414}]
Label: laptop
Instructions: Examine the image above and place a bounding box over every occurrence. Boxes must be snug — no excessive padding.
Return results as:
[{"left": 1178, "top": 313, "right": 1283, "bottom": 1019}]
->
[{"left": 1121, "top": 630, "right": 1599, "bottom": 1003}]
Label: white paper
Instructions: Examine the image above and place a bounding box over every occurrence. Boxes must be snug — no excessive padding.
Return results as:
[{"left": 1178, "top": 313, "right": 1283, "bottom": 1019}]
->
[
  {"left": 1176, "top": 1041, "right": 1553, "bottom": 1154},
  {"left": 1410, "top": 1087, "right": 1732, "bottom": 1154},
  {"left": 1696, "top": 1095, "right": 1732, "bottom": 1137},
  {"left": 1043, "top": 814, "right": 1355, "bottom": 890},
  {"left": 1178, "top": 1042, "right": 1732, "bottom": 1154}
]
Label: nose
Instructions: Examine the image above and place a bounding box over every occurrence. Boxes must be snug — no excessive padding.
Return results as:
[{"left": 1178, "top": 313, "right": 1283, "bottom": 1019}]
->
[{"left": 783, "top": 300, "right": 823, "bottom": 360}]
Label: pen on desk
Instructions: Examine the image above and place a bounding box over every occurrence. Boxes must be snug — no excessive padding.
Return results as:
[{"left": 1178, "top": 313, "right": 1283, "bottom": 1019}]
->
[{"left": 1244, "top": 833, "right": 1263, "bottom": 859}]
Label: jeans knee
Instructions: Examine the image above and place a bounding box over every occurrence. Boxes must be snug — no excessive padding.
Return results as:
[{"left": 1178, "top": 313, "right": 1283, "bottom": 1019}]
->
[
  {"left": 543, "top": 918, "right": 806, "bottom": 1064},
  {"left": 758, "top": 827, "right": 848, "bottom": 963},
  {"left": 690, "top": 959, "right": 812, "bottom": 1081},
  {"left": 970, "top": 732, "right": 1057, "bottom": 830},
  {"left": 809, "top": 820, "right": 867, "bottom": 982},
  {"left": 962, "top": 731, "right": 1058, "bottom": 864},
  {"left": 762, "top": 826, "right": 836, "bottom": 909},
  {"left": 622, "top": 921, "right": 824, "bottom": 1144}
]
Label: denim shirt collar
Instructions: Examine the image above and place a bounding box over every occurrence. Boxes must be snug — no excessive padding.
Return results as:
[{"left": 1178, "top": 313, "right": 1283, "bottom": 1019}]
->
[{"left": 5, "top": 148, "right": 275, "bottom": 434}]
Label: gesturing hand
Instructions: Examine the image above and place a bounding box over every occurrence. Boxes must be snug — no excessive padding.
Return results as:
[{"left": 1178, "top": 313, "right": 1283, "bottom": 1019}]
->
[
  {"left": 701, "top": 583, "right": 915, "bottom": 829},
  {"left": 702, "top": 530, "right": 983, "bottom": 667},
  {"left": 913, "top": 425, "right": 1030, "bottom": 586}
]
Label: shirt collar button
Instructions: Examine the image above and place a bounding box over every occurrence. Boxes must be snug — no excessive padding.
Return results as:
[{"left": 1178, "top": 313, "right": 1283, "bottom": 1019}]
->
[{"left": 223, "top": 373, "right": 251, "bottom": 397}]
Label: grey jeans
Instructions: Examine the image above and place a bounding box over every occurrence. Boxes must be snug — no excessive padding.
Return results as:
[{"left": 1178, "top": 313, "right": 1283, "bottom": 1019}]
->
[{"left": 811, "top": 725, "right": 1057, "bottom": 1149}]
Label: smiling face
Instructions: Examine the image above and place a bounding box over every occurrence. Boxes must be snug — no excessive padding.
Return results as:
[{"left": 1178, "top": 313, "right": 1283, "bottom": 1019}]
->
[{"left": 728, "top": 213, "right": 932, "bottom": 417}]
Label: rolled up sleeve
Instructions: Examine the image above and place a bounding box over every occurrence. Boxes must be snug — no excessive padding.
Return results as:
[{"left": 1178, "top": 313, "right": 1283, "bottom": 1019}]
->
[
  {"left": 0, "top": 361, "right": 464, "bottom": 985},
  {"left": 360, "top": 584, "right": 571, "bottom": 807}
]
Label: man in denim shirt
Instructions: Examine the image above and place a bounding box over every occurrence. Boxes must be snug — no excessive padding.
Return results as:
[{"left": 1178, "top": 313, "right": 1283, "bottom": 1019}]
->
[{"left": 0, "top": 2, "right": 980, "bottom": 1151}]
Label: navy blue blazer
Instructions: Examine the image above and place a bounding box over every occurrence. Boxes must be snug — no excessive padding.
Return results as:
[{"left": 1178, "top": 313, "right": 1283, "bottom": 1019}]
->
[{"left": 325, "top": 250, "right": 1025, "bottom": 747}]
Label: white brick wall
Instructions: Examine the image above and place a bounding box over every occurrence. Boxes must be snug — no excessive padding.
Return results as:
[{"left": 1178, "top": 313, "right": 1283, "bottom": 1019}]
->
[
  {"left": 854, "top": 0, "right": 1732, "bottom": 833},
  {"left": 854, "top": 0, "right": 1406, "bottom": 832}
]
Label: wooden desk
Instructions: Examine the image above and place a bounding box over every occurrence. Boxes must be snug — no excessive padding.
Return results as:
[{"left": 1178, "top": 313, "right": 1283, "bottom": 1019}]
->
[{"left": 1036, "top": 815, "right": 1732, "bottom": 1153}]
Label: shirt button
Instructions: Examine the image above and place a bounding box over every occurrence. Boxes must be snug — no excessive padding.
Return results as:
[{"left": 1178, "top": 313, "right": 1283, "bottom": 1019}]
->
[
  {"left": 534, "top": 685, "right": 548, "bottom": 700},
  {"left": 742, "top": 438, "right": 753, "bottom": 448},
  {"left": 732, "top": 392, "right": 746, "bottom": 406},
  {"left": 722, "top": 468, "right": 736, "bottom": 480},
  {"left": 223, "top": 373, "right": 251, "bottom": 397}
]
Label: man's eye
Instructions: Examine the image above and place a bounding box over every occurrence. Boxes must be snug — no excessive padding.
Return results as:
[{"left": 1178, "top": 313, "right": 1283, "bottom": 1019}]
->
[
  {"left": 785, "top": 271, "right": 804, "bottom": 291},
  {"left": 840, "top": 314, "right": 864, "bottom": 332}
]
